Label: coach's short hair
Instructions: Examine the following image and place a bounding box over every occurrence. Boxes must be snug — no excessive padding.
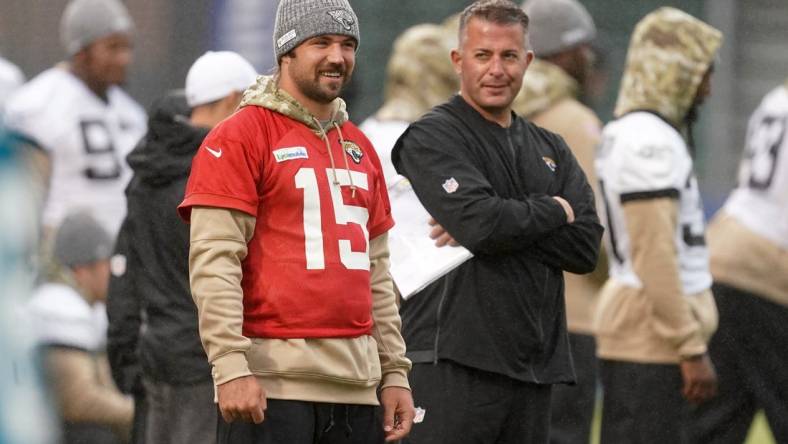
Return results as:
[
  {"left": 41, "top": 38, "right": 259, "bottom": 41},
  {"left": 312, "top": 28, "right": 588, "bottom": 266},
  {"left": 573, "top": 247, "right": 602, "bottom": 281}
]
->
[{"left": 458, "top": 0, "right": 530, "bottom": 44}]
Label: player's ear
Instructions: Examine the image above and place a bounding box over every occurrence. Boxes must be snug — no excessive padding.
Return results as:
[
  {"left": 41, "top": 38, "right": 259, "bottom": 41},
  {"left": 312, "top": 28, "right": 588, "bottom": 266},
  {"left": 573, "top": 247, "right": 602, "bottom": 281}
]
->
[
  {"left": 524, "top": 50, "right": 535, "bottom": 70},
  {"left": 450, "top": 49, "right": 462, "bottom": 76}
]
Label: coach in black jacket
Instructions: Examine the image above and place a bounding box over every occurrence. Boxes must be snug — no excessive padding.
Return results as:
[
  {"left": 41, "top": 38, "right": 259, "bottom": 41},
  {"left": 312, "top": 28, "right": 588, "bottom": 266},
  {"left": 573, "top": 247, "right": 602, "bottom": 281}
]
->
[
  {"left": 392, "top": 2, "right": 602, "bottom": 443},
  {"left": 106, "top": 91, "right": 211, "bottom": 443},
  {"left": 106, "top": 50, "right": 257, "bottom": 444}
]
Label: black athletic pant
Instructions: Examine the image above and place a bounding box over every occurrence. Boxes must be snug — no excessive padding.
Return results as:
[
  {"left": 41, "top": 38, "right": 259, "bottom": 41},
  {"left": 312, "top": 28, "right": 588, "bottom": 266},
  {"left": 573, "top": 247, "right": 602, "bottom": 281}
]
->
[
  {"left": 217, "top": 399, "right": 384, "bottom": 444},
  {"left": 403, "top": 359, "right": 552, "bottom": 444},
  {"left": 131, "top": 394, "right": 147, "bottom": 444},
  {"left": 600, "top": 359, "right": 688, "bottom": 444},
  {"left": 550, "top": 333, "right": 597, "bottom": 444},
  {"left": 687, "top": 283, "right": 788, "bottom": 444},
  {"left": 61, "top": 422, "right": 124, "bottom": 444}
]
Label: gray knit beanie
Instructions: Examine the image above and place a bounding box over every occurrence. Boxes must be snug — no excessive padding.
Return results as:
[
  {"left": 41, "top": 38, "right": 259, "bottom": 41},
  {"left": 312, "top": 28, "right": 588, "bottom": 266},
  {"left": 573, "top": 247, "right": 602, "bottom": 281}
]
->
[
  {"left": 53, "top": 211, "right": 114, "bottom": 267},
  {"left": 522, "top": 0, "right": 596, "bottom": 57},
  {"left": 273, "top": 0, "right": 360, "bottom": 61},
  {"left": 60, "top": 0, "right": 134, "bottom": 56}
]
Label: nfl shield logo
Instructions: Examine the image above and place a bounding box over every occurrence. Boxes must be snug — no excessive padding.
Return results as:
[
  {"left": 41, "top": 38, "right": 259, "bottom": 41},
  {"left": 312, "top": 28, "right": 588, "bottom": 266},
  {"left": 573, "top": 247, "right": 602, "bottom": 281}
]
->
[{"left": 442, "top": 177, "right": 459, "bottom": 194}]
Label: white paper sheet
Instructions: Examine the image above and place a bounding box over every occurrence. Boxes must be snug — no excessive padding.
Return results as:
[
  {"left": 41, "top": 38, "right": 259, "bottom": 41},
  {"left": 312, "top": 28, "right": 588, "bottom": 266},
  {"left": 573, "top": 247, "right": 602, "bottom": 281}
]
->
[{"left": 387, "top": 177, "right": 473, "bottom": 299}]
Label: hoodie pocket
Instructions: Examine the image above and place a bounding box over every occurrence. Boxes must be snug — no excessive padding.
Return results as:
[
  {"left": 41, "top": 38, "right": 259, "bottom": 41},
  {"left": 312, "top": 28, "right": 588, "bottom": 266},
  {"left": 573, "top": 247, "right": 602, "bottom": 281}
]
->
[{"left": 247, "top": 337, "right": 381, "bottom": 385}]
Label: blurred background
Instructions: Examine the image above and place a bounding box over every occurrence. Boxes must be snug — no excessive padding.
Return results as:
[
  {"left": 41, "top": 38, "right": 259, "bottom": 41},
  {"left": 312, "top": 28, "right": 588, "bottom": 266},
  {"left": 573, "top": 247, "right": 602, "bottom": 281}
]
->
[
  {"left": 1, "top": 1, "right": 785, "bottom": 443},
  {"left": 1, "top": 0, "right": 787, "bottom": 210}
]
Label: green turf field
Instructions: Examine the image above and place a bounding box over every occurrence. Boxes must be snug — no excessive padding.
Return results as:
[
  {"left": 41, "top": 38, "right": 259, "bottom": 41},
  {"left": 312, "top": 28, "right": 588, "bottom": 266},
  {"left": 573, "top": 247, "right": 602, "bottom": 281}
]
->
[
  {"left": 589, "top": 405, "right": 775, "bottom": 443},
  {"left": 745, "top": 413, "right": 775, "bottom": 444}
]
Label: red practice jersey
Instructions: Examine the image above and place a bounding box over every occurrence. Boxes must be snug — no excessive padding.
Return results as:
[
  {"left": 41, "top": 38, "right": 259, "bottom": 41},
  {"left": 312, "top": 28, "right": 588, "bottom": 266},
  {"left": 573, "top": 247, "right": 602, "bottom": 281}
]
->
[{"left": 179, "top": 106, "right": 394, "bottom": 339}]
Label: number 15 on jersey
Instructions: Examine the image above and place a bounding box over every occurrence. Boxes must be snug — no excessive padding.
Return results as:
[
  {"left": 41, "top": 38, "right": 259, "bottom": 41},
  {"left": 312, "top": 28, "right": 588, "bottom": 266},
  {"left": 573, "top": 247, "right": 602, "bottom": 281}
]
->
[{"left": 295, "top": 168, "right": 370, "bottom": 271}]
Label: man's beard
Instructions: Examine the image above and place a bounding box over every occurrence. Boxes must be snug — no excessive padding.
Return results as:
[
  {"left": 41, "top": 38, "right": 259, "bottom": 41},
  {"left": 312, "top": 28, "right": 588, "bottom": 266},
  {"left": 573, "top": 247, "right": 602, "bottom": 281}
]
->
[{"left": 292, "top": 64, "right": 350, "bottom": 104}]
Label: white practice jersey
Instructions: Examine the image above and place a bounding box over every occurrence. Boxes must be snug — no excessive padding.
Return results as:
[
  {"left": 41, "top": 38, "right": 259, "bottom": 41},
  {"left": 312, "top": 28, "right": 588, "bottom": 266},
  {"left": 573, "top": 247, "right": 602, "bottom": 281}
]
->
[
  {"left": 596, "top": 112, "right": 712, "bottom": 295},
  {"left": 25, "top": 283, "right": 108, "bottom": 352},
  {"left": 359, "top": 117, "right": 409, "bottom": 189},
  {"left": 723, "top": 84, "right": 788, "bottom": 249},
  {"left": 0, "top": 56, "right": 25, "bottom": 112},
  {"left": 4, "top": 67, "right": 146, "bottom": 235}
]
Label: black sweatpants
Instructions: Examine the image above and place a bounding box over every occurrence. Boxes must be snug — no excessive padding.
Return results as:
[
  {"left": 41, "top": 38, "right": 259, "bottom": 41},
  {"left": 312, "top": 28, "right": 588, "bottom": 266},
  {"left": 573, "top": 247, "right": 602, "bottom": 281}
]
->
[
  {"left": 599, "top": 359, "right": 688, "bottom": 444},
  {"left": 61, "top": 422, "right": 124, "bottom": 444},
  {"left": 687, "top": 283, "right": 788, "bottom": 444},
  {"left": 550, "top": 333, "right": 597, "bottom": 444},
  {"left": 131, "top": 394, "right": 147, "bottom": 444},
  {"left": 217, "top": 399, "right": 384, "bottom": 444},
  {"left": 403, "top": 359, "right": 552, "bottom": 444}
]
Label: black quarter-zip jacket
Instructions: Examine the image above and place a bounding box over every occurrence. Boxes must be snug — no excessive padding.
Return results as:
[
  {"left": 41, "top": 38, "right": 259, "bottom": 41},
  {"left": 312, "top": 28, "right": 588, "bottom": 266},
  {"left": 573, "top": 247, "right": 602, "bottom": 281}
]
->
[
  {"left": 392, "top": 94, "right": 603, "bottom": 384},
  {"left": 106, "top": 91, "right": 211, "bottom": 392}
]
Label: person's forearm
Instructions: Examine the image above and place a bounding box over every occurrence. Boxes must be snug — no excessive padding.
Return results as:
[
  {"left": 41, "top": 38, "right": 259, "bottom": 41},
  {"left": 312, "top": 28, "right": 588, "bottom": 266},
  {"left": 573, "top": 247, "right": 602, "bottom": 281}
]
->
[
  {"left": 529, "top": 148, "right": 603, "bottom": 272},
  {"left": 624, "top": 199, "right": 706, "bottom": 357},
  {"left": 397, "top": 154, "right": 567, "bottom": 255},
  {"left": 189, "top": 207, "right": 257, "bottom": 384},
  {"left": 47, "top": 348, "right": 134, "bottom": 427},
  {"left": 369, "top": 233, "right": 411, "bottom": 389},
  {"left": 529, "top": 215, "right": 602, "bottom": 273}
]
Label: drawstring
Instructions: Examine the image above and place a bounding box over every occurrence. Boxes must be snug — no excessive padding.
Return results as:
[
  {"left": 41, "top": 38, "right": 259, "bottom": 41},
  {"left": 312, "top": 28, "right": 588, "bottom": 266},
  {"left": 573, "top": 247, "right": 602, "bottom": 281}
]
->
[
  {"left": 311, "top": 117, "right": 357, "bottom": 198},
  {"left": 333, "top": 122, "right": 357, "bottom": 198},
  {"left": 322, "top": 405, "right": 336, "bottom": 433},
  {"left": 321, "top": 405, "right": 353, "bottom": 438},
  {"left": 344, "top": 405, "right": 353, "bottom": 437},
  {"left": 313, "top": 117, "right": 340, "bottom": 186}
]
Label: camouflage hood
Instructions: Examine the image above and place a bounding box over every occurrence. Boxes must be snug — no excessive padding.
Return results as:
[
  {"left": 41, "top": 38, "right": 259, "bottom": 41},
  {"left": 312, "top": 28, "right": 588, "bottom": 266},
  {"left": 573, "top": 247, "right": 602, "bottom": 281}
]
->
[
  {"left": 376, "top": 23, "right": 459, "bottom": 123},
  {"left": 240, "top": 75, "right": 349, "bottom": 133},
  {"left": 614, "top": 7, "right": 722, "bottom": 128},
  {"left": 511, "top": 58, "right": 579, "bottom": 118}
]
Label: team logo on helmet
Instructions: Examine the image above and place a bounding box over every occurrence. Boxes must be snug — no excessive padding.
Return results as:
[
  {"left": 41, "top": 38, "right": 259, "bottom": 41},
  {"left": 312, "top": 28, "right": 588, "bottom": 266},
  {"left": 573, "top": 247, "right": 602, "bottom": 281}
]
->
[
  {"left": 343, "top": 141, "right": 363, "bottom": 164},
  {"left": 542, "top": 156, "right": 557, "bottom": 172},
  {"left": 328, "top": 9, "right": 355, "bottom": 31}
]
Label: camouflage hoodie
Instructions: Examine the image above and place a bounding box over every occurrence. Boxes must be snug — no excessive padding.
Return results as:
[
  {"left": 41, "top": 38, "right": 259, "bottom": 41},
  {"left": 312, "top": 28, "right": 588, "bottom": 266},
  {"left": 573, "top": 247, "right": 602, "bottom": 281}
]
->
[
  {"left": 240, "top": 75, "right": 349, "bottom": 133},
  {"left": 376, "top": 23, "right": 458, "bottom": 123},
  {"left": 511, "top": 58, "right": 579, "bottom": 118},
  {"left": 614, "top": 7, "right": 722, "bottom": 129}
]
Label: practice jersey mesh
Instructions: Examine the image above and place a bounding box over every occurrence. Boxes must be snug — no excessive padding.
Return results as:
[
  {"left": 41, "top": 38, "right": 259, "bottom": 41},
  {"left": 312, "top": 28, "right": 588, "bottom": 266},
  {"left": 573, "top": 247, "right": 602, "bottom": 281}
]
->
[
  {"left": 596, "top": 112, "right": 712, "bottom": 295},
  {"left": 724, "top": 85, "right": 788, "bottom": 249},
  {"left": 4, "top": 68, "right": 146, "bottom": 235}
]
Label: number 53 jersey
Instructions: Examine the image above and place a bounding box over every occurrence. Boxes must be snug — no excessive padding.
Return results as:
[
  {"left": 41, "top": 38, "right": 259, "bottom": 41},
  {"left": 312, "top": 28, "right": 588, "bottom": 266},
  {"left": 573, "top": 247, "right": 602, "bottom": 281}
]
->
[
  {"left": 4, "top": 67, "right": 147, "bottom": 235},
  {"left": 596, "top": 111, "right": 712, "bottom": 296},
  {"left": 708, "top": 82, "right": 788, "bottom": 308},
  {"left": 723, "top": 83, "right": 788, "bottom": 248},
  {"left": 179, "top": 104, "right": 393, "bottom": 339}
]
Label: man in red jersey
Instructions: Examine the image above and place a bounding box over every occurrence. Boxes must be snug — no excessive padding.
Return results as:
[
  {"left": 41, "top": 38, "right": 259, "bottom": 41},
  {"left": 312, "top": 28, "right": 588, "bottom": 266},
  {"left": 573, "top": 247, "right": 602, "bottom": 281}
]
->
[{"left": 178, "top": 1, "right": 414, "bottom": 443}]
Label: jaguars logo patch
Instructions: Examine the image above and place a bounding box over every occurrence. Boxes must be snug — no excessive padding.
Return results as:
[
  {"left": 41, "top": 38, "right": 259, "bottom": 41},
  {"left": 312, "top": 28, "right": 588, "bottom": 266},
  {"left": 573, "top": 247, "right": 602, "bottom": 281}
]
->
[
  {"left": 328, "top": 9, "right": 355, "bottom": 31},
  {"left": 542, "top": 156, "right": 557, "bottom": 172},
  {"left": 343, "top": 141, "right": 363, "bottom": 164}
]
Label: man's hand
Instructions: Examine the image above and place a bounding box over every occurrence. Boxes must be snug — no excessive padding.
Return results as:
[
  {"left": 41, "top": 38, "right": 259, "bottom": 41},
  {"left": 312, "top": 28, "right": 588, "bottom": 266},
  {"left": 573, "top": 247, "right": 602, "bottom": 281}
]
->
[
  {"left": 428, "top": 217, "right": 460, "bottom": 247},
  {"left": 217, "top": 375, "right": 267, "bottom": 424},
  {"left": 552, "top": 196, "right": 575, "bottom": 223},
  {"left": 679, "top": 353, "right": 717, "bottom": 404},
  {"left": 380, "top": 386, "right": 415, "bottom": 442}
]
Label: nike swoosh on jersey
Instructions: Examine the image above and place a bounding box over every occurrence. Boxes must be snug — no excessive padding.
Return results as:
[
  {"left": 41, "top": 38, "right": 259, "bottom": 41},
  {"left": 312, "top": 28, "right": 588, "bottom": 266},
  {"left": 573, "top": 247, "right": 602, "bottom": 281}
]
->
[{"left": 205, "top": 146, "right": 222, "bottom": 158}]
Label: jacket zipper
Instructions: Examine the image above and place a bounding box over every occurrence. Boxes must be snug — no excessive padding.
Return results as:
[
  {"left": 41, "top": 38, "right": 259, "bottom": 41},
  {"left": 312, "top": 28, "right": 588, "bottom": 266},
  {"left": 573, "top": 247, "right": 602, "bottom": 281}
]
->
[
  {"left": 505, "top": 129, "right": 526, "bottom": 192},
  {"left": 432, "top": 288, "right": 449, "bottom": 365}
]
